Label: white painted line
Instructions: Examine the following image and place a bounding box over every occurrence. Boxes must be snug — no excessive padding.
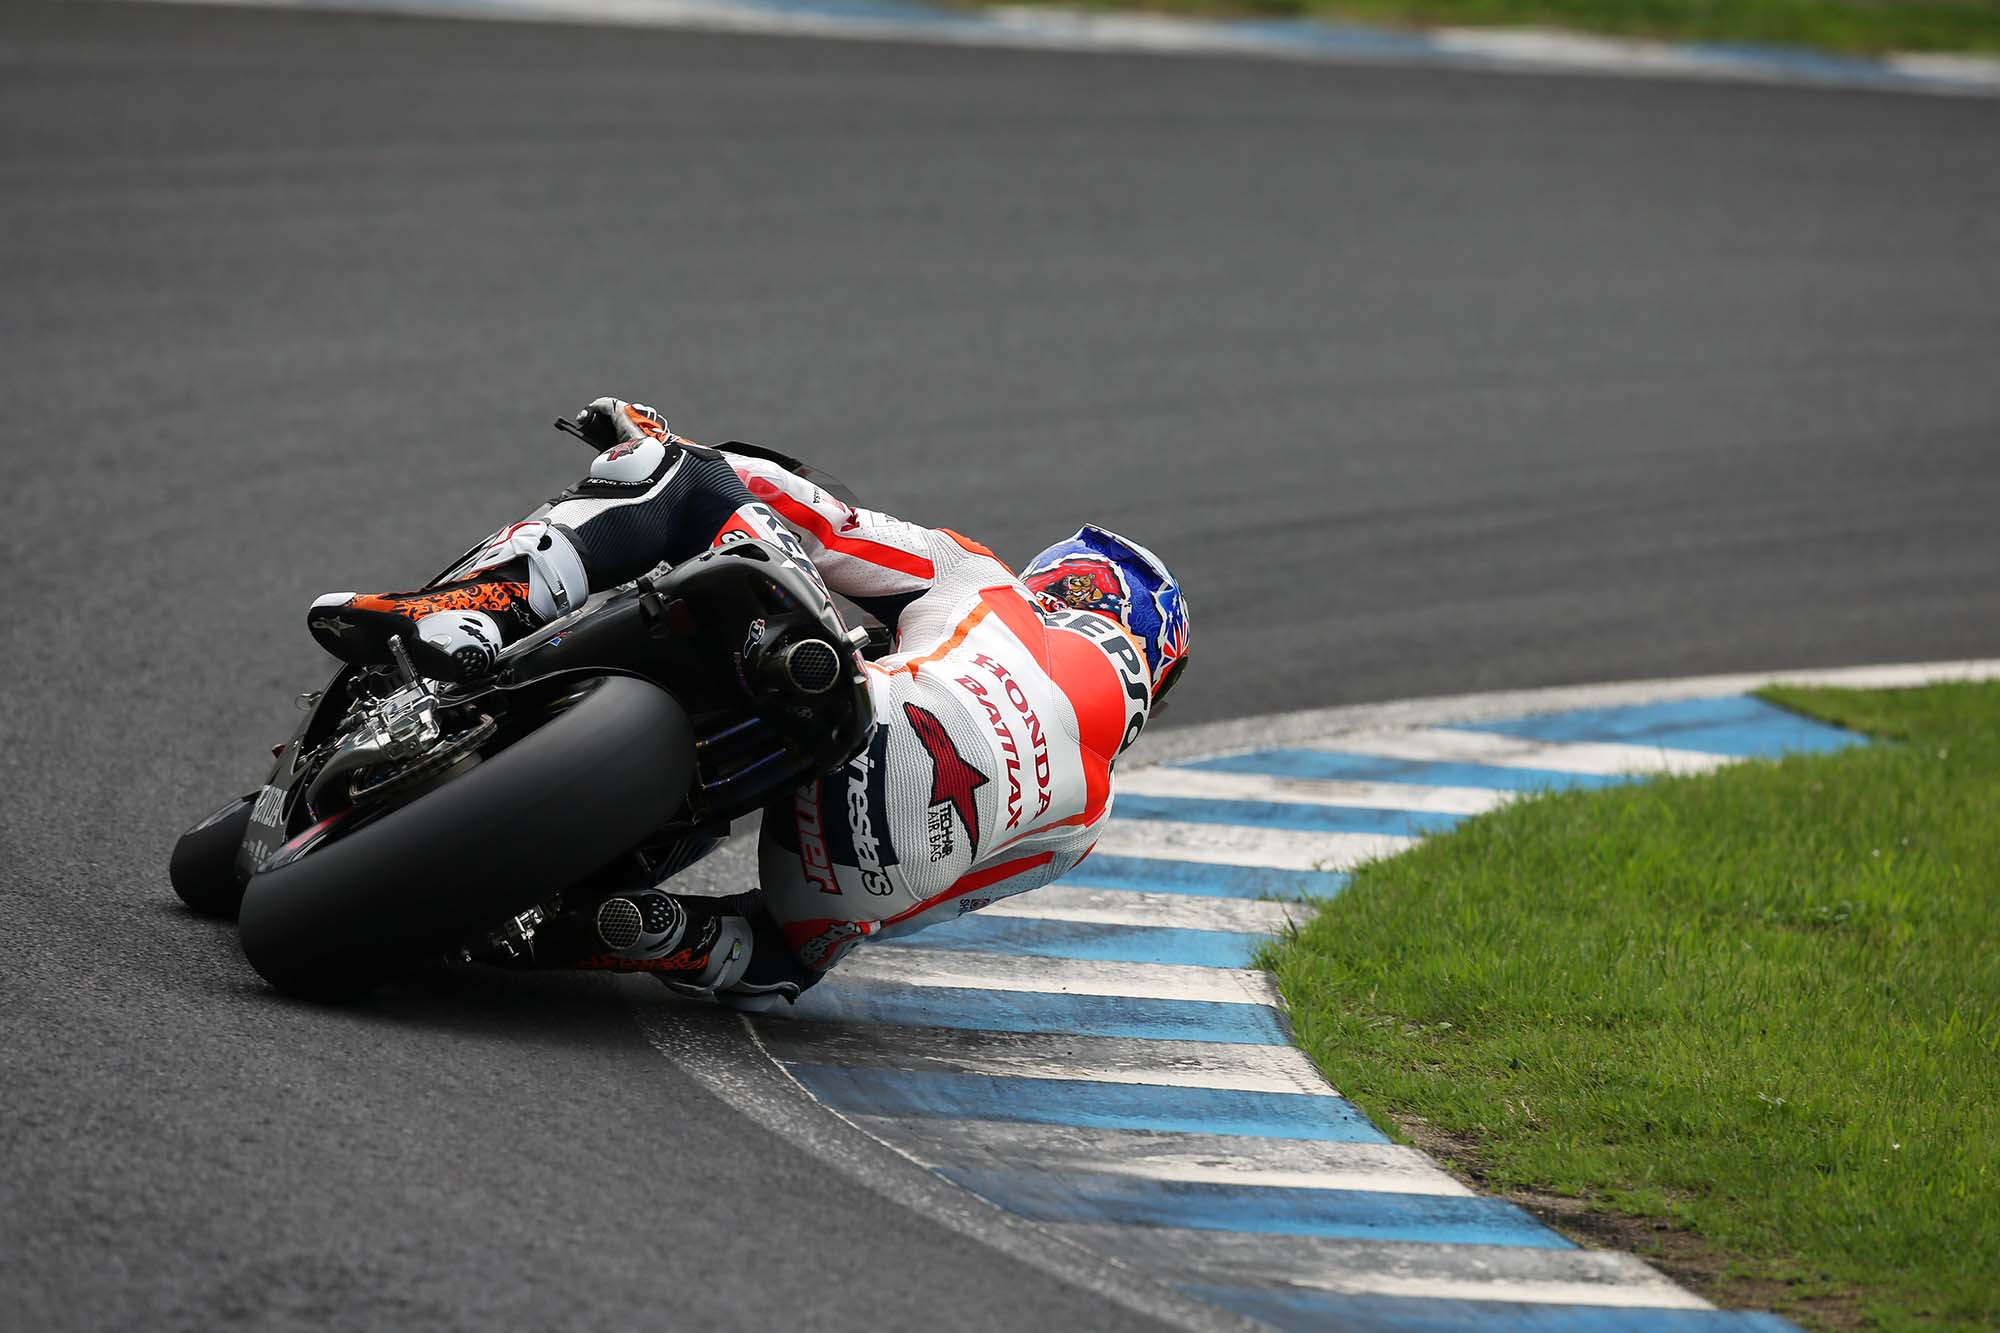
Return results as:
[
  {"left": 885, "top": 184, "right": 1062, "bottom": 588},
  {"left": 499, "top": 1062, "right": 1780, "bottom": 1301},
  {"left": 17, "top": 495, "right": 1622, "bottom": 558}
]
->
[
  {"left": 1304, "top": 726, "right": 1732, "bottom": 777},
  {"left": 834, "top": 947, "right": 1284, "bottom": 1006},
  {"left": 1118, "top": 767, "right": 1512, "bottom": 816},
  {"left": 1093, "top": 819, "right": 1415, "bottom": 872},
  {"left": 1054, "top": 1226, "right": 1715, "bottom": 1309},
  {"left": 981, "top": 885, "right": 1304, "bottom": 934},
  {"left": 629, "top": 1014, "right": 1255, "bottom": 1333},
  {"left": 756, "top": 1022, "right": 1340, "bottom": 1097},
  {"left": 858, "top": 1117, "right": 1472, "bottom": 1196}
]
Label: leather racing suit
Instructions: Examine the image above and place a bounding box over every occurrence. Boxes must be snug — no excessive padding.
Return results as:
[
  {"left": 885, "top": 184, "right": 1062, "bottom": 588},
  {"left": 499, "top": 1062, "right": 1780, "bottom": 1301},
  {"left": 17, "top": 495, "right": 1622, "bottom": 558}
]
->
[
  {"left": 386, "top": 407, "right": 1155, "bottom": 999},
  {"left": 728, "top": 455, "right": 1152, "bottom": 981}
]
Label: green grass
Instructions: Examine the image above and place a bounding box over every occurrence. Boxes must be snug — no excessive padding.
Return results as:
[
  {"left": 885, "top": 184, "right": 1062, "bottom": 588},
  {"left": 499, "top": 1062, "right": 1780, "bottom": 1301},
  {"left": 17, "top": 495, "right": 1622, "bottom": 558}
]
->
[
  {"left": 1263, "top": 682, "right": 2000, "bottom": 1328},
  {"left": 990, "top": 0, "right": 2000, "bottom": 56}
]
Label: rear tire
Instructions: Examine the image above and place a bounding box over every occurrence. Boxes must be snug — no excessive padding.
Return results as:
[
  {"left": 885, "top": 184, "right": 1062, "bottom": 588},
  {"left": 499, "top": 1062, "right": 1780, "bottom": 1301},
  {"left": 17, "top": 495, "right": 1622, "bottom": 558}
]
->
[
  {"left": 170, "top": 795, "right": 256, "bottom": 919},
  {"left": 237, "top": 676, "right": 694, "bottom": 999}
]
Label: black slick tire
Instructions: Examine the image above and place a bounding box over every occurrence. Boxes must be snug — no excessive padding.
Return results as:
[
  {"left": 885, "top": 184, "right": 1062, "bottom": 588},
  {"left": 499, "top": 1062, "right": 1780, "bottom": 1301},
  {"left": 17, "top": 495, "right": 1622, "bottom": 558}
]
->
[
  {"left": 169, "top": 794, "right": 256, "bottom": 919},
  {"left": 237, "top": 676, "right": 693, "bottom": 1000}
]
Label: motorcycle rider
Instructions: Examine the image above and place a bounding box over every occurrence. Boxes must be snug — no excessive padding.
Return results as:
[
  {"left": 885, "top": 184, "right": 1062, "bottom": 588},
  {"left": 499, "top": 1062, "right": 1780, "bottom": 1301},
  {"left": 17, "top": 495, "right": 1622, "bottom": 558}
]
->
[{"left": 308, "top": 398, "right": 1190, "bottom": 1005}]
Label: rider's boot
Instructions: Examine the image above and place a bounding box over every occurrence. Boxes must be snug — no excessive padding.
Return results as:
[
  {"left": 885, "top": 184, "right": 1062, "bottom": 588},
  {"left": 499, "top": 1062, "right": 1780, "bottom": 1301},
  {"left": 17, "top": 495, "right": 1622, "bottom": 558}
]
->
[{"left": 307, "top": 519, "right": 589, "bottom": 682}]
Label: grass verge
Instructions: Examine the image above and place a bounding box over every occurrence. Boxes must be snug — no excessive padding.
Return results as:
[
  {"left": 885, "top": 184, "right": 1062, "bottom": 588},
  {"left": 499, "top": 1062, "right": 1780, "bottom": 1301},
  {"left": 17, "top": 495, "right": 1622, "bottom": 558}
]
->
[
  {"left": 1263, "top": 682, "right": 2000, "bottom": 1329},
  {"left": 989, "top": 0, "right": 2000, "bottom": 57}
]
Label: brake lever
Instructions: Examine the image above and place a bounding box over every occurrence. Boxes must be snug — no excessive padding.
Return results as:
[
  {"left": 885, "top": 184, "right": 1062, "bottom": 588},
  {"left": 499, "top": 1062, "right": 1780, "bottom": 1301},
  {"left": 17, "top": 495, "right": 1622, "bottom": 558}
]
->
[{"left": 552, "top": 416, "right": 601, "bottom": 450}]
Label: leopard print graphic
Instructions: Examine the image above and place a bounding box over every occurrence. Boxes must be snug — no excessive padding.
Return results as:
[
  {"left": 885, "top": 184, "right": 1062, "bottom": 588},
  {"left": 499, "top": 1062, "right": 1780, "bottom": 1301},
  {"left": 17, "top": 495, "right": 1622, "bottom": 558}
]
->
[{"left": 348, "top": 581, "right": 529, "bottom": 620}]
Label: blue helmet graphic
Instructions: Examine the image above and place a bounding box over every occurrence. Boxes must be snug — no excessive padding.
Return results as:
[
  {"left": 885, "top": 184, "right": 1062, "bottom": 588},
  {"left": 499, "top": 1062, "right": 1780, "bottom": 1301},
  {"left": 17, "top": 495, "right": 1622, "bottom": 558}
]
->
[{"left": 1022, "top": 525, "right": 1190, "bottom": 705}]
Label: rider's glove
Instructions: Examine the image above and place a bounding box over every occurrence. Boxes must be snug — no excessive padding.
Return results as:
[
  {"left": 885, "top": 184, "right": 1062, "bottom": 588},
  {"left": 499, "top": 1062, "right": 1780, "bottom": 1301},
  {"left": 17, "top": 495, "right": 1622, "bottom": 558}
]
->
[{"left": 574, "top": 397, "right": 672, "bottom": 453}]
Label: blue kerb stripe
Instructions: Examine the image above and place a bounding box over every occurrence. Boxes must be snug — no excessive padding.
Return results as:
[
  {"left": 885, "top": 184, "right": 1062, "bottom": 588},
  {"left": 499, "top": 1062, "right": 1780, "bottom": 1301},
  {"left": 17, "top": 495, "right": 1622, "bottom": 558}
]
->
[
  {"left": 1061, "top": 854, "right": 1349, "bottom": 901},
  {"left": 1113, "top": 794, "right": 1465, "bottom": 838},
  {"left": 1222, "top": 16, "right": 1439, "bottom": 55},
  {"left": 1184, "top": 750, "right": 1630, "bottom": 792},
  {"left": 938, "top": 1167, "right": 1568, "bottom": 1248},
  {"left": 1690, "top": 38, "right": 1921, "bottom": 81},
  {"left": 878, "top": 916, "right": 1262, "bottom": 967},
  {"left": 791, "top": 980, "right": 1292, "bottom": 1045},
  {"left": 1461, "top": 694, "right": 1862, "bottom": 759},
  {"left": 784, "top": 1065, "right": 1390, "bottom": 1142},
  {"left": 1181, "top": 1286, "right": 1800, "bottom": 1332},
  {"left": 698, "top": 0, "right": 971, "bottom": 21}
]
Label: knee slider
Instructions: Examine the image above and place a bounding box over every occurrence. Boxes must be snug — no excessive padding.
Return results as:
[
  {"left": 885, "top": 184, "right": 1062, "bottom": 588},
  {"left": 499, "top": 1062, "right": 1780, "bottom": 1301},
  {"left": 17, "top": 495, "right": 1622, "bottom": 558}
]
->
[
  {"left": 464, "top": 520, "right": 589, "bottom": 621},
  {"left": 697, "top": 916, "right": 754, "bottom": 992},
  {"left": 657, "top": 915, "right": 755, "bottom": 999}
]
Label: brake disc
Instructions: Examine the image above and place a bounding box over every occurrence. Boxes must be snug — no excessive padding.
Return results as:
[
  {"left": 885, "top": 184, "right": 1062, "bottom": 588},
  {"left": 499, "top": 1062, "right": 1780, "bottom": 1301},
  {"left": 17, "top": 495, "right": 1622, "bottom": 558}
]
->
[{"left": 349, "top": 713, "right": 497, "bottom": 805}]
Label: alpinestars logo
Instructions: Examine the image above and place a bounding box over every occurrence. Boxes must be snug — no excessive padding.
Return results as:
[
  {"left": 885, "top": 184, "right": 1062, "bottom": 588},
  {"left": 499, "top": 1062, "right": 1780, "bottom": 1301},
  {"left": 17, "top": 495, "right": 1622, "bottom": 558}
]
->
[
  {"left": 847, "top": 732, "right": 897, "bottom": 896},
  {"left": 903, "top": 702, "right": 988, "bottom": 862}
]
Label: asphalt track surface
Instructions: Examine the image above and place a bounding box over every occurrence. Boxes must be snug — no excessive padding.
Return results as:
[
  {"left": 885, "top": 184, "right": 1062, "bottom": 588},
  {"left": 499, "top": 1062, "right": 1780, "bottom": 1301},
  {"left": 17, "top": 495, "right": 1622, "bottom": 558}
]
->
[{"left": 2, "top": 3, "right": 1996, "bottom": 1328}]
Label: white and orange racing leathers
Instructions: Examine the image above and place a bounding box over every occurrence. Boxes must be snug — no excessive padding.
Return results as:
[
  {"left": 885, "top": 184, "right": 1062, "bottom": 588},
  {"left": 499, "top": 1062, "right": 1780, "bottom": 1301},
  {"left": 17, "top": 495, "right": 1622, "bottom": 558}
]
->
[
  {"left": 723, "top": 453, "right": 1153, "bottom": 981},
  {"left": 313, "top": 396, "right": 1155, "bottom": 995},
  {"left": 474, "top": 401, "right": 1155, "bottom": 994}
]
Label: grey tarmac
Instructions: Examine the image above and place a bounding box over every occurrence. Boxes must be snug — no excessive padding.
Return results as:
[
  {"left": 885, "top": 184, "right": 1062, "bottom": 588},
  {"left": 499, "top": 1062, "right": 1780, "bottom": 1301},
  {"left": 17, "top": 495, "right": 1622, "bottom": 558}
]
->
[{"left": 1, "top": 3, "right": 1995, "bottom": 1329}]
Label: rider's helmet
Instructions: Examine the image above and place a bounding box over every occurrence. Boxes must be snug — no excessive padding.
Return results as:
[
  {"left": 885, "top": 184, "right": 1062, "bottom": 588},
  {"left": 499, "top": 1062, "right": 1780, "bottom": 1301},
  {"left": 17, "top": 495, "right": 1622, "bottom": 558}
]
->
[{"left": 1022, "top": 525, "right": 1190, "bottom": 706}]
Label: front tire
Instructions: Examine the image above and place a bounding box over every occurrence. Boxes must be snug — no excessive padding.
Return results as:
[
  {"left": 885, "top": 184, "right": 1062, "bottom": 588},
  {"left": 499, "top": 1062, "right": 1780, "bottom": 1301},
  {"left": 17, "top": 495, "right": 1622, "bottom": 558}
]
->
[
  {"left": 170, "top": 794, "right": 255, "bottom": 919},
  {"left": 237, "top": 676, "right": 694, "bottom": 999}
]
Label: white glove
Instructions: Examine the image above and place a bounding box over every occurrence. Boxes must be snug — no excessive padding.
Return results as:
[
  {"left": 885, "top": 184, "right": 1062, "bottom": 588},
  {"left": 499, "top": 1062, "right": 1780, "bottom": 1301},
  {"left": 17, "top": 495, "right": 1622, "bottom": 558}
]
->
[{"left": 578, "top": 396, "right": 671, "bottom": 450}]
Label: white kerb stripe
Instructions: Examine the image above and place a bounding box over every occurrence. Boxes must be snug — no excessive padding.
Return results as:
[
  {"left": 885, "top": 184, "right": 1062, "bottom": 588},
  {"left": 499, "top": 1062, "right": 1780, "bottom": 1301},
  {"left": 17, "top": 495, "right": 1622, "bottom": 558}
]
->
[
  {"left": 1885, "top": 53, "right": 2000, "bottom": 88},
  {"left": 833, "top": 947, "right": 1283, "bottom": 1006},
  {"left": 1053, "top": 1227, "right": 1714, "bottom": 1310},
  {"left": 1119, "top": 767, "right": 1511, "bottom": 816},
  {"left": 1433, "top": 25, "right": 1722, "bottom": 75},
  {"left": 1318, "top": 1271, "right": 1715, "bottom": 1307},
  {"left": 759, "top": 1024, "right": 1338, "bottom": 1097},
  {"left": 1306, "top": 726, "right": 1735, "bottom": 777},
  {"left": 981, "top": 885, "right": 1305, "bottom": 934},
  {"left": 1093, "top": 820, "right": 1415, "bottom": 871},
  {"left": 856, "top": 1117, "right": 1470, "bottom": 1196}
]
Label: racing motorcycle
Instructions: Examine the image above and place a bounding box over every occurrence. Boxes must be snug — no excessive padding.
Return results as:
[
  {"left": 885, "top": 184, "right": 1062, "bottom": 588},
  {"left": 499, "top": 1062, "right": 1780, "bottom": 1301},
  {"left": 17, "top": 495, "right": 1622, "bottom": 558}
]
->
[{"left": 169, "top": 437, "right": 879, "bottom": 1000}]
